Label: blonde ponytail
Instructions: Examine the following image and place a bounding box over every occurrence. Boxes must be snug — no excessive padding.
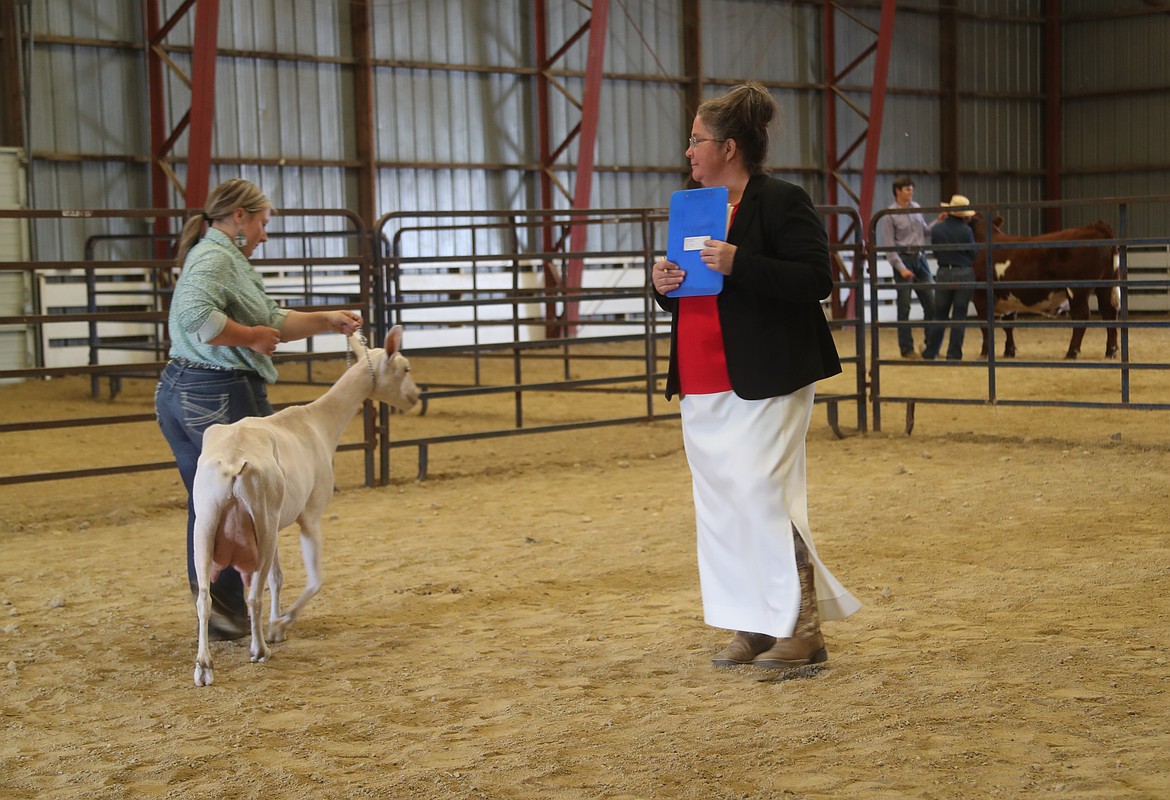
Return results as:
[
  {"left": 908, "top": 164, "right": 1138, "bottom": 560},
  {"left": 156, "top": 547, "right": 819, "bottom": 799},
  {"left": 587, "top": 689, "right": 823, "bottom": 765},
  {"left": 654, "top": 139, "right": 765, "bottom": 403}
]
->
[{"left": 174, "top": 179, "right": 274, "bottom": 267}]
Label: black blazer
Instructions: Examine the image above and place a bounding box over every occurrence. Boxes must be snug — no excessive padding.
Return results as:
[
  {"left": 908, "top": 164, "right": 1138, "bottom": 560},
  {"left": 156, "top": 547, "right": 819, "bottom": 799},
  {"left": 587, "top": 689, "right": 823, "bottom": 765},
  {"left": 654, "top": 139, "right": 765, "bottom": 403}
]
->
[{"left": 656, "top": 174, "right": 842, "bottom": 400}]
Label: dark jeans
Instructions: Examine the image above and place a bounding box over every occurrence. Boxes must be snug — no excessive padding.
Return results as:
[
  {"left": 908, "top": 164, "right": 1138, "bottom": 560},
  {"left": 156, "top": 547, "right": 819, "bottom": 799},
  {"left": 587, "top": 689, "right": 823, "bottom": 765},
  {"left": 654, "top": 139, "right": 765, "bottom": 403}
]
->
[
  {"left": 892, "top": 254, "right": 937, "bottom": 355},
  {"left": 923, "top": 265, "right": 975, "bottom": 360},
  {"left": 154, "top": 361, "right": 273, "bottom": 618}
]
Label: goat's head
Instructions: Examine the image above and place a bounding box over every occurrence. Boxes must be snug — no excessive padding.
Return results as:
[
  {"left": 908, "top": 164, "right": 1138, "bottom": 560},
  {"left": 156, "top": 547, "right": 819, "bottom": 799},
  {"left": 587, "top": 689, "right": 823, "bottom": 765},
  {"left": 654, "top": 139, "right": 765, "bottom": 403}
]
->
[{"left": 350, "top": 326, "right": 421, "bottom": 411}]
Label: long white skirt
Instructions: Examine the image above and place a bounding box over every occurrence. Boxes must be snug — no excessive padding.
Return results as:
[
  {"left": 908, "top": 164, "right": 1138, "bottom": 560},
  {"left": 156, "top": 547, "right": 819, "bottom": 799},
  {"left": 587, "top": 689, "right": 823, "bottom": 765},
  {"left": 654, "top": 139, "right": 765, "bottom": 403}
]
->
[{"left": 680, "top": 385, "right": 862, "bottom": 637}]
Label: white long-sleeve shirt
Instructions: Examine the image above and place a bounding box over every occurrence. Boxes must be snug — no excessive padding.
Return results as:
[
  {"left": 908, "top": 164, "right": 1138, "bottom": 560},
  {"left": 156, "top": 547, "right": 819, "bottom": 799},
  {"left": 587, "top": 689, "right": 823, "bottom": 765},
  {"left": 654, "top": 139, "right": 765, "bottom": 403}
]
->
[{"left": 878, "top": 201, "right": 932, "bottom": 273}]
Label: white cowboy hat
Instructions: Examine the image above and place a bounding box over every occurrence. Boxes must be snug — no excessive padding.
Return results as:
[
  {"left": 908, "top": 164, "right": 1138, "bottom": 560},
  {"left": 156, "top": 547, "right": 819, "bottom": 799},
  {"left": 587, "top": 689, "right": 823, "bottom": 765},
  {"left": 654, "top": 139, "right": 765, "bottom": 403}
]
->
[{"left": 941, "top": 194, "right": 975, "bottom": 218}]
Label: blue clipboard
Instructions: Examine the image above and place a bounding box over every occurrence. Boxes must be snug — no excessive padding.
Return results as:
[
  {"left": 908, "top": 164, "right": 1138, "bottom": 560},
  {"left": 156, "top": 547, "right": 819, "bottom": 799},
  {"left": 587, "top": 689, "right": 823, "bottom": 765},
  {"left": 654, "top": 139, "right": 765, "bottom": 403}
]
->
[{"left": 665, "top": 186, "right": 729, "bottom": 297}]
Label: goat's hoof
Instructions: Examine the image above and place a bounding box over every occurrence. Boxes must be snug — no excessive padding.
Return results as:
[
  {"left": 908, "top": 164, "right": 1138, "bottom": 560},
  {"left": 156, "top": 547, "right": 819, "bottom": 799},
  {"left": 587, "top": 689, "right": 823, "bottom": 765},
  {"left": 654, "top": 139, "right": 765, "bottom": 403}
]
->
[
  {"left": 194, "top": 664, "right": 214, "bottom": 687},
  {"left": 267, "top": 619, "right": 288, "bottom": 643},
  {"left": 250, "top": 645, "right": 270, "bottom": 664}
]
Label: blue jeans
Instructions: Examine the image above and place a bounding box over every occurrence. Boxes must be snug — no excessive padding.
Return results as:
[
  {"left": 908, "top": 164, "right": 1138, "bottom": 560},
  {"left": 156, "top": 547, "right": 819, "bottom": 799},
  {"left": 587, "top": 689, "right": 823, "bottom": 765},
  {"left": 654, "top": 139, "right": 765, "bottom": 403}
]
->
[
  {"left": 892, "top": 254, "right": 937, "bottom": 355},
  {"left": 923, "top": 265, "right": 975, "bottom": 360},
  {"left": 155, "top": 361, "right": 273, "bottom": 616}
]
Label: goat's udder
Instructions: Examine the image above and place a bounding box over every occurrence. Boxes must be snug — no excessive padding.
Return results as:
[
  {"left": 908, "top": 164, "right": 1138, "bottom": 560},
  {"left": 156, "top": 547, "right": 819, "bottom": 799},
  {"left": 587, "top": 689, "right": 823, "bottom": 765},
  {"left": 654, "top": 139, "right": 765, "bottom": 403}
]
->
[{"left": 213, "top": 498, "right": 261, "bottom": 574}]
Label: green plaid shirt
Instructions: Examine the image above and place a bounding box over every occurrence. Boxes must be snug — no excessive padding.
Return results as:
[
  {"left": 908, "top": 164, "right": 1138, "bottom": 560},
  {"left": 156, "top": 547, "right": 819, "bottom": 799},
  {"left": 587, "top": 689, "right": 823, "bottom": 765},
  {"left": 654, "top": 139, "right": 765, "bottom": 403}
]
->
[{"left": 167, "top": 228, "right": 289, "bottom": 383}]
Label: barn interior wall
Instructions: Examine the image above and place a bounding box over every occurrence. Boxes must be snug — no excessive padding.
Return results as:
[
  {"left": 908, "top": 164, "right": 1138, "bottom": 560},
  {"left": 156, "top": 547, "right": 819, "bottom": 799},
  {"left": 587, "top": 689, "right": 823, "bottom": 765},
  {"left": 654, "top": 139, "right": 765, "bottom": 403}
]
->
[
  {"left": 13, "top": 0, "right": 1169, "bottom": 261},
  {"left": 1060, "top": 7, "right": 1170, "bottom": 238}
]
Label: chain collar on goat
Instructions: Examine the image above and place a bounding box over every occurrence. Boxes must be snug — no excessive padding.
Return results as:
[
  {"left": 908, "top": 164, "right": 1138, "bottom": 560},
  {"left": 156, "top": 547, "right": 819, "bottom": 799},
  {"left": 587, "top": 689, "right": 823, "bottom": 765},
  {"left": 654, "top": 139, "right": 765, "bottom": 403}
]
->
[{"left": 346, "top": 330, "right": 377, "bottom": 387}]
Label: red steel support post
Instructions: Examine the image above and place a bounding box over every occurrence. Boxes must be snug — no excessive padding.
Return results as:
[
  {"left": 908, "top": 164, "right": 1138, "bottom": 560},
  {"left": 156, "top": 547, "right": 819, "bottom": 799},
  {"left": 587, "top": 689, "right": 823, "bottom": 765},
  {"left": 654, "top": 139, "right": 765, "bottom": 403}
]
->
[
  {"left": 563, "top": 0, "right": 609, "bottom": 336},
  {"left": 144, "top": 0, "right": 171, "bottom": 260},
  {"left": 822, "top": 1, "right": 838, "bottom": 229},
  {"left": 940, "top": 3, "right": 959, "bottom": 198},
  {"left": 857, "top": 0, "right": 896, "bottom": 237},
  {"left": 821, "top": 0, "right": 843, "bottom": 316},
  {"left": 533, "top": 0, "right": 559, "bottom": 336},
  {"left": 0, "top": 0, "right": 26, "bottom": 149},
  {"left": 534, "top": 0, "right": 552, "bottom": 252},
  {"left": 184, "top": 0, "right": 219, "bottom": 209},
  {"left": 532, "top": 0, "right": 609, "bottom": 337},
  {"left": 822, "top": 0, "right": 897, "bottom": 318},
  {"left": 1043, "top": 0, "right": 1062, "bottom": 232},
  {"left": 144, "top": 0, "right": 219, "bottom": 215},
  {"left": 351, "top": 0, "right": 376, "bottom": 228}
]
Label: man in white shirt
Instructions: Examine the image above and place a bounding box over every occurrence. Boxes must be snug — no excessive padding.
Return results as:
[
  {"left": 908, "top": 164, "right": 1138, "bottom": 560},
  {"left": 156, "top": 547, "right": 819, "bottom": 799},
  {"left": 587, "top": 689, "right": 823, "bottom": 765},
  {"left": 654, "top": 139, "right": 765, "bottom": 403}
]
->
[{"left": 877, "top": 177, "right": 938, "bottom": 358}]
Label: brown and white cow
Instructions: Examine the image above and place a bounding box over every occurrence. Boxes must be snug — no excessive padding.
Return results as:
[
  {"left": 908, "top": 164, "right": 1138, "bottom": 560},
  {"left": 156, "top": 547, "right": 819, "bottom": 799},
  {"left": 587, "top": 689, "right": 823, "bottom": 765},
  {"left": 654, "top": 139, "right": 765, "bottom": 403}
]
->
[{"left": 968, "top": 213, "right": 1120, "bottom": 359}]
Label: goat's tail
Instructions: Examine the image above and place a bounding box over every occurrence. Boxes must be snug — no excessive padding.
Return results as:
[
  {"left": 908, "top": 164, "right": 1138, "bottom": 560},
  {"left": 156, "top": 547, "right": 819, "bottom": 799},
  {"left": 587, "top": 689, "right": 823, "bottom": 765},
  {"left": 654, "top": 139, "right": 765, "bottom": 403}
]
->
[
  {"left": 199, "top": 457, "right": 247, "bottom": 507},
  {"left": 193, "top": 458, "right": 250, "bottom": 536},
  {"left": 216, "top": 457, "right": 247, "bottom": 481}
]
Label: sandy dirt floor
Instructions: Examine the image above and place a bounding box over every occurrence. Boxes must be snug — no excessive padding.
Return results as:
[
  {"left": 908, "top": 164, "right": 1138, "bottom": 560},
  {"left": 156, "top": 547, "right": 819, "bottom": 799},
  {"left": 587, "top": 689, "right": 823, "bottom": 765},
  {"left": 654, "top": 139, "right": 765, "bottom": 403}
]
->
[{"left": 2, "top": 326, "right": 1169, "bottom": 799}]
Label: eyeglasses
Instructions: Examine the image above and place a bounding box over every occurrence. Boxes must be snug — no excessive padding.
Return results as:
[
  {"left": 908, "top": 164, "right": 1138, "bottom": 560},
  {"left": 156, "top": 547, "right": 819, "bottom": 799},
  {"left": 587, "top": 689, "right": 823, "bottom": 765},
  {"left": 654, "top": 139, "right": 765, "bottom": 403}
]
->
[{"left": 688, "top": 136, "right": 725, "bottom": 148}]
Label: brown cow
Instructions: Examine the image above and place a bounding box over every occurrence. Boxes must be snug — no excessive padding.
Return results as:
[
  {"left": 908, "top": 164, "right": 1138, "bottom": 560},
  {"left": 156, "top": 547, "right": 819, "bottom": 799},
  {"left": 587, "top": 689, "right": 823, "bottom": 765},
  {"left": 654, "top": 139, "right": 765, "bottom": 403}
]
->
[{"left": 968, "top": 213, "right": 1119, "bottom": 359}]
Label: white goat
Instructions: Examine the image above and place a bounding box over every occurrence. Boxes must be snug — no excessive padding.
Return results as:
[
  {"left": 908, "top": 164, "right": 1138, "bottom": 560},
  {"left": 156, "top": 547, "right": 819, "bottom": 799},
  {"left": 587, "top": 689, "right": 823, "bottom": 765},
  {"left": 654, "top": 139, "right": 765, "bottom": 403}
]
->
[{"left": 191, "top": 326, "right": 420, "bottom": 686}]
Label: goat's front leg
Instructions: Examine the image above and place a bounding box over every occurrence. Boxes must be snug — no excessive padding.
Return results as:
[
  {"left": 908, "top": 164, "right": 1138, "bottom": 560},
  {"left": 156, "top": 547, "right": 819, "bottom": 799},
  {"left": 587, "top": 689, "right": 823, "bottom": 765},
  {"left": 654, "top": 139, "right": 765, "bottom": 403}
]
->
[{"left": 268, "top": 516, "right": 323, "bottom": 642}]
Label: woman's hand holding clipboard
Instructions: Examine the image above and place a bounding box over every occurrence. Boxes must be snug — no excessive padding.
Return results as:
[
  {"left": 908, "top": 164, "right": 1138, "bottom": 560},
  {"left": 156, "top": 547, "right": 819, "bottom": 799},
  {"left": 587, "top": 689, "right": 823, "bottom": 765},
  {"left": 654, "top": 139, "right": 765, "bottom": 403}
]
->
[{"left": 660, "top": 186, "right": 730, "bottom": 298}]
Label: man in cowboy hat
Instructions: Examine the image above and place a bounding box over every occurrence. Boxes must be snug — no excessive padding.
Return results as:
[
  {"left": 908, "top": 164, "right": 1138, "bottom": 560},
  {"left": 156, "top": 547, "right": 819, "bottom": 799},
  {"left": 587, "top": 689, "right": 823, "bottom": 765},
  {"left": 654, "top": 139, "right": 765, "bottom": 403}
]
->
[{"left": 922, "top": 193, "right": 979, "bottom": 361}]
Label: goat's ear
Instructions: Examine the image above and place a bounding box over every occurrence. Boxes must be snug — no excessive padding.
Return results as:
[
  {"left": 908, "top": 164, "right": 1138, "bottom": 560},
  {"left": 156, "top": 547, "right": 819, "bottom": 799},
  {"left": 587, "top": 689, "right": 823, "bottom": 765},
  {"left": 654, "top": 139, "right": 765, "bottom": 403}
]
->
[{"left": 384, "top": 325, "right": 403, "bottom": 356}]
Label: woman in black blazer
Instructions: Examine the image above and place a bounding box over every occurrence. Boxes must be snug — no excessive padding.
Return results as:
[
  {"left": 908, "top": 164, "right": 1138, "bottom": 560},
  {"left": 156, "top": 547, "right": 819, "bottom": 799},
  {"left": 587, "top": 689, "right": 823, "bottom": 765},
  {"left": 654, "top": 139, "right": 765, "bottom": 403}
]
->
[{"left": 651, "top": 82, "right": 860, "bottom": 670}]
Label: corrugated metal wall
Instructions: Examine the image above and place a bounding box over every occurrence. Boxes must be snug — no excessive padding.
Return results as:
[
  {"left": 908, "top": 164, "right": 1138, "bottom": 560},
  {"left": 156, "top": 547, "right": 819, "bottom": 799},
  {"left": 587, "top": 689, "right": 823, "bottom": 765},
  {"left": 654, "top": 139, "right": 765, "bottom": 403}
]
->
[
  {"left": 372, "top": 0, "right": 535, "bottom": 254},
  {"left": 14, "top": 0, "right": 1170, "bottom": 260},
  {"left": 960, "top": 0, "right": 1046, "bottom": 235},
  {"left": 702, "top": 0, "right": 824, "bottom": 194},
  {"left": 1061, "top": 1, "right": 1170, "bottom": 237},
  {"left": 832, "top": 4, "right": 943, "bottom": 217}
]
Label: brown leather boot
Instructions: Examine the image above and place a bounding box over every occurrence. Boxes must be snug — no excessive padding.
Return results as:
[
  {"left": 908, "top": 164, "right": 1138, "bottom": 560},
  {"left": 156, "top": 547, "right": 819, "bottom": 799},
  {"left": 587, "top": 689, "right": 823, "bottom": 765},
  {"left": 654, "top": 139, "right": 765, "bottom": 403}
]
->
[
  {"left": 752, "top": 530, "right": 828, "bottom": 669},
  {"left": 711, "top": 631, "right": 776, "bottom": 668}
]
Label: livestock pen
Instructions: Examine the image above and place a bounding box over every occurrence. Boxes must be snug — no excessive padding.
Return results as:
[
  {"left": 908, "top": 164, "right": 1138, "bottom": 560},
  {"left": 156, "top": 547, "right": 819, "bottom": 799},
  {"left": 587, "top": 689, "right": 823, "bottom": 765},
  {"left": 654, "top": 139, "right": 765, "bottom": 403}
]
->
[
  {"left": 867, "top": 195, "right": 1170, "bottom": 433},
  {"left": 0, "top": 203, "right": 868, "bottom": 489}
]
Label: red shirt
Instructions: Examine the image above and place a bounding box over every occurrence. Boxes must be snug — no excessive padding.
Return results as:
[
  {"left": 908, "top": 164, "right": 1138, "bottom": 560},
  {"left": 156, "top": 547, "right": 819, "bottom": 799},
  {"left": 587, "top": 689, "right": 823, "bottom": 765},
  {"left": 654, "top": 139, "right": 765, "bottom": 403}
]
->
[{"left": 677, "top": 204, "right": 737, "bottom": 395}]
